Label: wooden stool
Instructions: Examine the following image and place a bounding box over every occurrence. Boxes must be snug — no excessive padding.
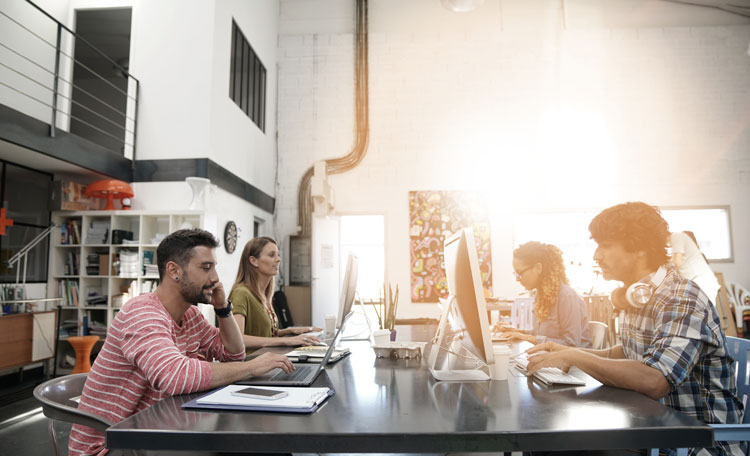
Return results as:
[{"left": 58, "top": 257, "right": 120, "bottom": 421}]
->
[{"left": 67, "top": 335, "right": 100, "bottom": 374}]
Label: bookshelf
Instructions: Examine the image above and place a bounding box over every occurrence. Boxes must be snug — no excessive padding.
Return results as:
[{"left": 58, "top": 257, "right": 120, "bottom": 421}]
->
[{"left": 48, "top": 210, "right": 204, "bottom": 341}]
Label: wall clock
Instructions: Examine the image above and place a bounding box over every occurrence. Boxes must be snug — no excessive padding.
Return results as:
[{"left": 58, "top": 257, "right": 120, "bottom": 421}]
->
[{"left": 224, "top": 221, "right": 238, "bottom": 253}]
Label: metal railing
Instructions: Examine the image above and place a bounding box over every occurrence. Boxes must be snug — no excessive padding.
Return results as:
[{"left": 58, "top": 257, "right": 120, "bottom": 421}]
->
[{"left": 0, "top": 0, "right": 139, "bottom": 157}]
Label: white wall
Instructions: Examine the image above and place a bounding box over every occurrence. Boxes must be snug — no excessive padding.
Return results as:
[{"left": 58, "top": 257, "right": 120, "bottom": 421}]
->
[
  {"left": 276, "top": 0, "right": 750, "bottom": 319},
  {"left": 130, "top": 181, "right": 273, "bottom": 288},
  {"left": 210, "top": 0, "right": 280, "bottom": 197},
  {"left": 129, "top": 0, "right": 279, "bottom": 195},
  {"left": 127, "top": 0, "right": 214, "bottom": 161}
]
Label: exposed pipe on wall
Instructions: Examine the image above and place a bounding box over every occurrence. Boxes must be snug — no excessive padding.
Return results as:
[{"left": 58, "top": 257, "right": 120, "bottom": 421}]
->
[{"left": 296, "top": 0, "right": 369, "bottom": 236}]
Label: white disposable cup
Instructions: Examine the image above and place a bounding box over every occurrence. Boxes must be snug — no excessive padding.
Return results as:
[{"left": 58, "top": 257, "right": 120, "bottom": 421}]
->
[
  {"left": 491, "top": 345, "right": 511, "bottom": 380},
  {"left": 372, "top": 329, "right": 391, "bottom": 346},
  {"left": 324, "top": 315, "right": 336, "bottom": 338}
]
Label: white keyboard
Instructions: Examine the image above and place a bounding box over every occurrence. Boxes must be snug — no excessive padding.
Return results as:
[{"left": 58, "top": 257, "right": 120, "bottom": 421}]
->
[{"left": 514, "top": 357, "right": 586, "bottom": 386}]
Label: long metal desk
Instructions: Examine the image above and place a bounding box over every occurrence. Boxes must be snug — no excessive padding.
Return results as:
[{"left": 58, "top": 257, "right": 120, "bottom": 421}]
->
[{"left": 106, "top": 341, "right": 713, "bottom": 453}]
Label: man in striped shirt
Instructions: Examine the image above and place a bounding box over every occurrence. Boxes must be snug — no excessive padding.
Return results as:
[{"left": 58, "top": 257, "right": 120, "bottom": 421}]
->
[
  {"left": 69, "top": 229, "right": 294, "bottom": 456},
  {"left": 526, "top": 202, "right": 744, "bottom": 455}
]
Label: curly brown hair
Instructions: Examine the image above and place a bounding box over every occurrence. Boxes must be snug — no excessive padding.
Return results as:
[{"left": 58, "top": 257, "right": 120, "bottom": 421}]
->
[
  {"left": 514, "top": 241, "right": 569, "bottom": 322},
  {"left": 588, "top": 202, "right": 669, "bottom": 270}
]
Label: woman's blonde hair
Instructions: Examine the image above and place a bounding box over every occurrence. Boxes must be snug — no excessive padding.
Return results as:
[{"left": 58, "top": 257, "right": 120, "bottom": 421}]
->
[
  {"left": 231, "top": 236, "right": 276, "bottom": 305},
  {"left": 513, "top": 241, "right": 569, "bottom": 322}
]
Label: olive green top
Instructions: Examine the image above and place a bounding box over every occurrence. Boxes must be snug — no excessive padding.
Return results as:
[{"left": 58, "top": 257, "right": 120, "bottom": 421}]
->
[{"left": 229, "top": 285, "right": 279, "bottom": 352}]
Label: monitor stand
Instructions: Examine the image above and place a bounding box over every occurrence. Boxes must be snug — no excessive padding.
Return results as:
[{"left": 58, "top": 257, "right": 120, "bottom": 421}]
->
[{"left": 427, "top": 295, "right": 490, "bottom": 382}]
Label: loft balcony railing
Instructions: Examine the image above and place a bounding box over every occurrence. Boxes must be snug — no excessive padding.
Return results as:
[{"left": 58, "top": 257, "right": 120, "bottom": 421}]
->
[{"left": 0, "top": 0, "right": 139, "bottom": 157}]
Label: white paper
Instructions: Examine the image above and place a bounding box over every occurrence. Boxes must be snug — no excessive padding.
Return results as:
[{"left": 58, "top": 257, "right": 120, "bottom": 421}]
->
[{"left": 196, "top": 385, "right": 330, "bottom": 409}]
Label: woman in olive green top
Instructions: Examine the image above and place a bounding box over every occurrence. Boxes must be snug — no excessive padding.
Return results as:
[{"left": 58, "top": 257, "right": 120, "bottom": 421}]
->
[{"left": 229, "top": 236, "right": 322, "bottom": 351}]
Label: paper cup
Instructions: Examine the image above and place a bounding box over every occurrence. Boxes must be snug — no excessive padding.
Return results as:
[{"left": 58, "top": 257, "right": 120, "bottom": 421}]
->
[
  {"left": 491, "top": 344, "right": 511, "bottom": 380},
  {"left": 324, "top": 315, "right": 336, "bottom": 337},
  {"left": 372, "top": 329, "right": 391, "bottom": 346}
]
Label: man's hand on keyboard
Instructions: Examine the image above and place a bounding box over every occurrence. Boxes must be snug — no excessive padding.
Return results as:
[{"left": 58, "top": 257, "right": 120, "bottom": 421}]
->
[
  {"left": 525, "top": 349, "right": 575, "bottom": 376},
  {"left": 248, "top": 352, "right": 295, "bottom": 376}
]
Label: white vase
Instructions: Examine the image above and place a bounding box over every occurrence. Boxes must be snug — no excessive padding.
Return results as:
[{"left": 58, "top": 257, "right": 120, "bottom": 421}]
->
[{"left": 185, "top": 177, "right": 210, "bottom": 210}]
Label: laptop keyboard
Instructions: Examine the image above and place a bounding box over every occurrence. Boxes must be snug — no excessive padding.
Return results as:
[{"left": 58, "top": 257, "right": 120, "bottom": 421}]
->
[{"left": 271, "top": 365, "right": 316, "bottom": 381}]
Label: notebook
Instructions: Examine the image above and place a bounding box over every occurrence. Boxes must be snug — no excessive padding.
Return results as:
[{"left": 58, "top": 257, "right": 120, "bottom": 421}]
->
[
  {"left": 285, "top": 345, "right": 351, "bottom": 364},
  {"left": 182, "top": 385, "right": 334, "bottom": 413},
  {"left": 238, "top": 312, "right": 353, "bottom": 387}
]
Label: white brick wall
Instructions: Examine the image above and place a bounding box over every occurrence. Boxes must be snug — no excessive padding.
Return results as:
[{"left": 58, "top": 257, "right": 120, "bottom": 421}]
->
[{"left": 276, "top": 3, "right": 750, "bottom": 317}]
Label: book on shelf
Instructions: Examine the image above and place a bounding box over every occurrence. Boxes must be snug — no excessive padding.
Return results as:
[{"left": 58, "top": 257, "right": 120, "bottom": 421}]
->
[
  {"left": 60, "top": 219, "right": 81, "bottom": 244},
  {"left": 64, "top": 251, "right": 79, "bottom": 276},
  {"left": 86, "top": 220, "right": 110, "bottom": 244},
  {"left": 59, "top": 280, "right": 79, "bottom": 307}
]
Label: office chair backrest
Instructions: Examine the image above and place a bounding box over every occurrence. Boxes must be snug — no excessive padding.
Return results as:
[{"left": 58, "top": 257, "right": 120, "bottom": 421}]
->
[
  {"left": 725, "top": 336, "right": 750, "bottom": 424},
  {"left": 588, "top": 321, "right": 609, "bottom": 350},
  {"left": 33, "top": 373, "right": 113, "bottom": 456}
]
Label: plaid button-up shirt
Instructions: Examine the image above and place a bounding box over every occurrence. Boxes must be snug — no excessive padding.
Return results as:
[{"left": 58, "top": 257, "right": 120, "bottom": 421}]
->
[{"left": 620, "top": 264, "right": 745, "bottom": 456}]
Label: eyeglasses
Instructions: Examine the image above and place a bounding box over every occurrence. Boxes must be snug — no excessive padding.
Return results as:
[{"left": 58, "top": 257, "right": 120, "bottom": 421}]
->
[{"left": 513, "top": 265, "right": 535, "bottom": 280}]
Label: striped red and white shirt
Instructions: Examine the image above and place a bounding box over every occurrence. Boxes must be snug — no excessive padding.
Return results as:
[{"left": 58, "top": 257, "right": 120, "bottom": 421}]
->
[{"left": 68, "top": 293, "right": 245, "bottom": 455}]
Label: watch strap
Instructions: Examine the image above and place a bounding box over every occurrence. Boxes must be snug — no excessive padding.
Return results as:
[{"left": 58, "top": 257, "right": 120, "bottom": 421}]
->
[{"left": 215, "top": 300, "right": 233, "bottom": 318}]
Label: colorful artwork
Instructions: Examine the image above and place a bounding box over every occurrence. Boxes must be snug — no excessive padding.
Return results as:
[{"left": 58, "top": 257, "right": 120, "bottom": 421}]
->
[{"left": 409, "top": 191, "right": 492, "bottom": 303}]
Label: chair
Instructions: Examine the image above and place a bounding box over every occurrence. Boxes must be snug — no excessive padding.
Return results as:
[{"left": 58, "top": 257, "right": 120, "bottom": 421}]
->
[
  {"left": 727, "top": 282, "right": 750, "bottom": 335},
  {"left": 651, "top": 336, "right": 750, "bottom": 456},
  {"left": 33, "top": 373, "right": 113, "bottom": 456},
  {"left": 588, "top": 321, "right": 609, "bottom": 350}
]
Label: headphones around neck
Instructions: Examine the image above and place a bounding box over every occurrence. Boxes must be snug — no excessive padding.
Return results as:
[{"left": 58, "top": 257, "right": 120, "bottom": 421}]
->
[{"left": 611, "top": 266, "right": 668, "bottom": 311}]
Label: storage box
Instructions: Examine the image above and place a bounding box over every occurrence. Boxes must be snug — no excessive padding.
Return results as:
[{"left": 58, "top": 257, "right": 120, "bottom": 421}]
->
[
  {"left": 49, "top": 181, "right": 103, "bottom": 211},
  {"left": 99, "top": 254, "right": 110, "bottom": 276}
]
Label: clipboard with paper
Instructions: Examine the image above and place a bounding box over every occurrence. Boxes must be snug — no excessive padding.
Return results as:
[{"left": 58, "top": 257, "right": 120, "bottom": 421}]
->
[{"left": 182, "top": 384, "right": 334, "bottom": 413}]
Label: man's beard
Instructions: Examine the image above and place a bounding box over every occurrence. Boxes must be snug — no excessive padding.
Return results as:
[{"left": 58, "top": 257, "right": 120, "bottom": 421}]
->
[{"left": 180, "top": 281, "right": 213, "bottom": 305}]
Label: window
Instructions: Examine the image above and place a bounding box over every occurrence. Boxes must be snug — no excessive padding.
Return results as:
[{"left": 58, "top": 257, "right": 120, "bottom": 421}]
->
[
  {"left": 661, "top": 206, "right": 733, "bottom": 262},
  {"left": 0, "top": 161, "right": 53, "bottom": 282},
  {"left": 512, "top": 205, "right": 736, "bottom": 295},
  {"left": 229, "top": 20, "right": 266, "bottom": 131},
  {"left": 340, "top": 215, "right": 385, "bottom": 302}
]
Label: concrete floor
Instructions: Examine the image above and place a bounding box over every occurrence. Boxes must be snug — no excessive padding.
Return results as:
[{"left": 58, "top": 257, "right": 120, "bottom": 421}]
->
[{"left": 0, "top": 395, "right": 70, "bottom": 456}]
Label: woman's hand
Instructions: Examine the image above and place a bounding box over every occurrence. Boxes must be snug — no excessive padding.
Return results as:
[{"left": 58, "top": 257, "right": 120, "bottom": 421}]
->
[
  {"left": 492, "top": 323, "right": 525, "bottom": 335},
  {"left": 286, "top": 334, "right": 322, "bottom": 347},
  {"left": 500, "top": 332, "right": 536, "bottom": 344},
  {"left": 288, "top": 326, "right": 323, "bottom": 336}
]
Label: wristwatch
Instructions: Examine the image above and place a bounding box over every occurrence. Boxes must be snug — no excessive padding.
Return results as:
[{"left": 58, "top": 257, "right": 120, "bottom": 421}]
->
[{"left": 215, "top": 300, "right": 233, "bottom": 318}]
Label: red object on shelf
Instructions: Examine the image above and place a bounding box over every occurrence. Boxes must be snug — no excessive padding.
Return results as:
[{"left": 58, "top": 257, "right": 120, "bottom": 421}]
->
[
  {"left": 84, "top": 179, "right": 134, "bottom": 210},
  {"left": 67, "top": 335, "right": 100, "bottom": 373}
]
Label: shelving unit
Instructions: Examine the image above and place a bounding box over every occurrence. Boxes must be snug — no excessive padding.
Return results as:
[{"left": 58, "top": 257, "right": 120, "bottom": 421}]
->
[{"left": 48, "top": 210, "right": 204, "bottom": 341}]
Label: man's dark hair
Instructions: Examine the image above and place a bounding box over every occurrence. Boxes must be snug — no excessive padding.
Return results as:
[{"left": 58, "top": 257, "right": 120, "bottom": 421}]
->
[
  {"left": 156, "top": 229, "right": 219, "bottom": 279},
  {"left": 588, "top": 202, "right": 670, "bottom": 269}
]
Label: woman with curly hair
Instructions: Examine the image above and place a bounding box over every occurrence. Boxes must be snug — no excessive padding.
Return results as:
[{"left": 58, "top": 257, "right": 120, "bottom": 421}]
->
[{"left": 494, "top": 241, "right": 591, "bottom": 347}]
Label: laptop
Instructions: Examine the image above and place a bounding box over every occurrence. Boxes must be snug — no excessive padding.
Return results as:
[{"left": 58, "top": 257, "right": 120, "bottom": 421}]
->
[{"left": 238, "top": 312, "right": 353, "bottom": 386}]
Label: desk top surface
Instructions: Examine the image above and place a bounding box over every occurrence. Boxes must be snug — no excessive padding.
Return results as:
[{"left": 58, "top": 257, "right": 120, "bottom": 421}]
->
[{"left": 107, "top": 341, "right": 713, "bottom": 453}]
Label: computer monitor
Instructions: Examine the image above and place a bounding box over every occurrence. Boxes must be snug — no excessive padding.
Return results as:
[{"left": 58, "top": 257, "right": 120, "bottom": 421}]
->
[
  {"left": 336, "top": 252, "right": 359, "bottom": 328},
  {"left": 428, "top": 227, "right": 494, "bottom": 381}
]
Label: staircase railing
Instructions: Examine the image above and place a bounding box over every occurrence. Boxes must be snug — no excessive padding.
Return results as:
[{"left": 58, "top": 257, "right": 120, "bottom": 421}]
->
[{"left": 0, "top": 0, "right": 139, "bottom": 158}]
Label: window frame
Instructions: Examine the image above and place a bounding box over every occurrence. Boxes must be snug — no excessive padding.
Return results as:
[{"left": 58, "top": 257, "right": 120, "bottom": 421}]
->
[
  {"left": 0, "top": 160, "right": 53, "bottom": 283},
  {"left": 229, "top": 20, "right": 267, "bottom": 132}
]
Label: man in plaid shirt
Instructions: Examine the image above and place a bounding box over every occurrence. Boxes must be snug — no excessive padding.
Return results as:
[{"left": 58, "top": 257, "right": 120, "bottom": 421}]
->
[{"left": 527, "top": 202, "right": 744, "bottom": 456}]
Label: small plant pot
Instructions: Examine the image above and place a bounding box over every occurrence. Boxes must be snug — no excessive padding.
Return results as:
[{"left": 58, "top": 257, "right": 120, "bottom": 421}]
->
[{"left": 389, "top": 329, "right": 397, "bottom": 341}]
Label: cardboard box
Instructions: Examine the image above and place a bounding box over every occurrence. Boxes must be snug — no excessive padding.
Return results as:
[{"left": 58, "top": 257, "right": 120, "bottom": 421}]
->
[
  {"left": 99, "top": 254, "right": 110, "bottom": 276},
  {"left": 49, "top": 181, "right": 103, "bottom": 211}
]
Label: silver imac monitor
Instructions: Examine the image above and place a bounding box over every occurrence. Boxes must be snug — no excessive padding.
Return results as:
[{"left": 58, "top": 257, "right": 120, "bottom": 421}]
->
[
  {"left": 336, "top": 252, "right": 359, "bottom": 328},
  {"left": 428, "top": 227, "right": 494, "bottom": 381}
]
